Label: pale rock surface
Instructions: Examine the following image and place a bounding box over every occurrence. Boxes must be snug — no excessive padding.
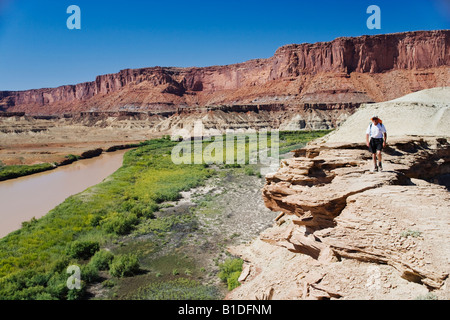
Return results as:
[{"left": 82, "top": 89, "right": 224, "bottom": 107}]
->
[{"left": 323, "top": 87, "right": 450, "bottom": 144}]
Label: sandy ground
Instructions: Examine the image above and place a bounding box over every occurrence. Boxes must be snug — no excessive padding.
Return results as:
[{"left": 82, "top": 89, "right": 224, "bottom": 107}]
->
[{"left": 0, "top": 120, "right": 160, "bottom": 165}]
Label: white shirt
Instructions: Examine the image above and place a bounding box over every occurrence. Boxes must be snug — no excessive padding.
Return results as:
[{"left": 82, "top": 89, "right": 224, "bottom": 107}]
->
[{"left": 366, "top": 123, "right": 386, "bottom": 139}]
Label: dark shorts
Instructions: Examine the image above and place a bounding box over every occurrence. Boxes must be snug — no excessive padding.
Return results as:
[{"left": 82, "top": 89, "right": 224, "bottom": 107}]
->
[{"left": 369, "top": 138, "right": 384, "bottom": 154}]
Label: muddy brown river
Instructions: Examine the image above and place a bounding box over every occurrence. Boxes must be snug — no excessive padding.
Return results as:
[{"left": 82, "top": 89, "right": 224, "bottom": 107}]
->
[{"left": 0, "top": 149, "right": 128, "bottom": 238}]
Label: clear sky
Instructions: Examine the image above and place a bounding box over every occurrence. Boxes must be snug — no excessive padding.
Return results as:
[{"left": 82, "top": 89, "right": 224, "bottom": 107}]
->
[{"left": 0, "top": 0, "right": 448, "bottom": 91}]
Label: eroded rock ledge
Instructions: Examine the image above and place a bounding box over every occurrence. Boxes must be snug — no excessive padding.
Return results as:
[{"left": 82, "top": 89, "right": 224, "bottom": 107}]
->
[{"left": 227, "top": 137, "right": 450, "bottom": 300}]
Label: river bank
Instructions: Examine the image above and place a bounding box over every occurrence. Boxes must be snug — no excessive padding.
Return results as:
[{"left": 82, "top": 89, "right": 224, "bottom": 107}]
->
[
  {"left": 0, "top": 142, "right": 145, "bottom": 182},
  {"left": 0, "top": 148, "right": 129, "bottom": 238}
]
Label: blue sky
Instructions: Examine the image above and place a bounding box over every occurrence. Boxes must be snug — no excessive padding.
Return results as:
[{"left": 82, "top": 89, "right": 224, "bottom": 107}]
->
[{"left": 0, "top": 0, "right": 448, "bottom": 91}]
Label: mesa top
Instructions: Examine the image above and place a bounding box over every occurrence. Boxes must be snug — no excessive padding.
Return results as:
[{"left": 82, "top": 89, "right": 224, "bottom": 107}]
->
[{"left": 366, "top": 123, "right": 387, "bottom": 139}]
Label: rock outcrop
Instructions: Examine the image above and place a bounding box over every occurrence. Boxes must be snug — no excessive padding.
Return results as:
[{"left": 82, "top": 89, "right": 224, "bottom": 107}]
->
[
  {"left": 226, "top": 88, "right": 450, "bottom": 300},
  {"left": 227, "top": 137, "right": 450, "bottom": 300}
]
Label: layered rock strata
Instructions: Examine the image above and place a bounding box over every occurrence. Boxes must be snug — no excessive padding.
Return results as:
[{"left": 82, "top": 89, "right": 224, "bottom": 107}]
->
[
  {"left": 228, "top": 137, "right": 450, "bottom": 300},
  {"left": 1, "top": 31, "right": 449, "bottom": 128}
]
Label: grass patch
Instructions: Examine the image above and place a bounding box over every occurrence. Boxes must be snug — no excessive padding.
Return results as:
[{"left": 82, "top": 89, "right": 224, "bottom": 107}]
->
[
  {"left": 129, "top": 278, "right": 219, "bottom": 300},
  {"left": 278, "top": 130, "right": 331, "bottom": 154}
]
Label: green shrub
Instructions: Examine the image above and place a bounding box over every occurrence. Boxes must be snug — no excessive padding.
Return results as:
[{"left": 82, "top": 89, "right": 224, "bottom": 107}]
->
[
  {"left": 218, "top": 258, "right": 243, "bottom": 291},
  {"left": 50, "top": 257, "right": 72, "bottom": 273},
  {"left": 153, "top": 191, "right": 182, "bottom": 204},
  {"left": 46, "top": 272, "right": 70, "bottom": 300},
  {"left": 21, "top": 217, "right": 38, "bottom": 229},
  {"left": 89, "top": 250, "right": 114, "bottom": 271},
  {"left": 129, "top": 202, "right": 158, "bottom": 219},
  {"left": 66, "top": 287, "right": 85, "bottom": 300},
  {"left": 81, "top": 263, "right": 101, "bottom": 283},
  {"left": 65, "top": 154, "right": 80, "bottom": 162},
  {"left": 226, "top": 271, "right": 241, "bottom": 291},
  {"left": 67, "top": 240, "right": 100, "bottom": 260},
  {"left": 101, "top": 212, "right": 139, "bottom": 235},
  {"left": 110, "top": 254, "right": 140, "bottom": 278},
  {"left": 35, "top": 292, "right": 58, "bottom": 300}
]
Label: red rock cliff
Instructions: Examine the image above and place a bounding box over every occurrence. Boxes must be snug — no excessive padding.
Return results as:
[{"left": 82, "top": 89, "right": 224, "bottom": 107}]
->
[{"left": 1, "top": 30, "right": 449, "bottom": 115}]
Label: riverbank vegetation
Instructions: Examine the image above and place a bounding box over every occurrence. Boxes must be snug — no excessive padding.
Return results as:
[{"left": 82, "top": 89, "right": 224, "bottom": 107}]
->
[
  {"left": 0, "top": 130, "right": 331, "bottom": 300},
  {"left": 0, "top": 163, "right": 55, "bottom": 181}
]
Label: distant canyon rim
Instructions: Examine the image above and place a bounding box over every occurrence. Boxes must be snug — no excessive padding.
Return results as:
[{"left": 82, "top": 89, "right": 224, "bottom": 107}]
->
[{"left": 0, "top": 30, "right": 449, "bottom": 166}]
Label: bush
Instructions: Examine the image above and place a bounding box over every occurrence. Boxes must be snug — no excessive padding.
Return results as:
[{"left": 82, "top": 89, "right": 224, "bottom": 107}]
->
[
  {"left": 46, "top": 272, "right": 70, "bottom": 300},
  {"left": 110, "top": 254, "right": 140, "bottom": 278},
  {"left": 67, "top": 240, "right": 100, "bottom": 260},
  {"left": 65, "top": 154, "right": 80, "bottom": 162},
  {"left": 51, "top": 257, "right": 72, "bottom": 273},
  {"left": 153, "top": 191, "right": 181, "bottom": 204},
  {"left": 226, "top": 271, "right": 241, "bottom": 291},
  {"left": 81, "top": 263, "right": 101, "bottom": 283},
  {"left": 66, "top": 287, "right": 85, "bottom": 300},
  {"left": 101, "top": 212, "right": 139, "bottom": 235},
  {"left": 218, "top": 258, "right": 243, "bottom": 291},
  {"left": 89, "top": 250, "right": 114, "bottom": 271},
  {"left": 129, "top": 202, "right": 158, "bottom": 219}
]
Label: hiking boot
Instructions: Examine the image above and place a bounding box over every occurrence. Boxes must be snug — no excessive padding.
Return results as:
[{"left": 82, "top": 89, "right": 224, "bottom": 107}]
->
[
  {"left": 371, "top": 166, "right": 378, "bottom": 173},
  {"left": 378, "top": 162, "right": 383, "bottom": 172}
]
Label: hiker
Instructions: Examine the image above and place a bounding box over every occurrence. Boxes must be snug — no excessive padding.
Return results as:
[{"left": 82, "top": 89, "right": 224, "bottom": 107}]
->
[{"left": 366, "top": 115, "right": 387, "bottom": 172}]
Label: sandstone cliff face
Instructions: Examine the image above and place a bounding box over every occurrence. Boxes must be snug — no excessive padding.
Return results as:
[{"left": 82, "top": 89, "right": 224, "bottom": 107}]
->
[
  {"left": 273, "top": 30, "right": 450, "bottom": 76},
  {"left": 1, "top": 30, "right": 449, "bottom": 119}
]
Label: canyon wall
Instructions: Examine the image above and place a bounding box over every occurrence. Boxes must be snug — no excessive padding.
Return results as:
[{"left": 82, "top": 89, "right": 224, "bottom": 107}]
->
[{"left": 0, "top": 30, "right": 448, "bottom": 118}]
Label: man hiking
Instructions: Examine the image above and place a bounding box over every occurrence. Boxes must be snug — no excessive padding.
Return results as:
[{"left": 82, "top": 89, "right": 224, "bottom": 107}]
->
[{"left": 366, "top": 115, "right": 387, "bottom": 172}]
